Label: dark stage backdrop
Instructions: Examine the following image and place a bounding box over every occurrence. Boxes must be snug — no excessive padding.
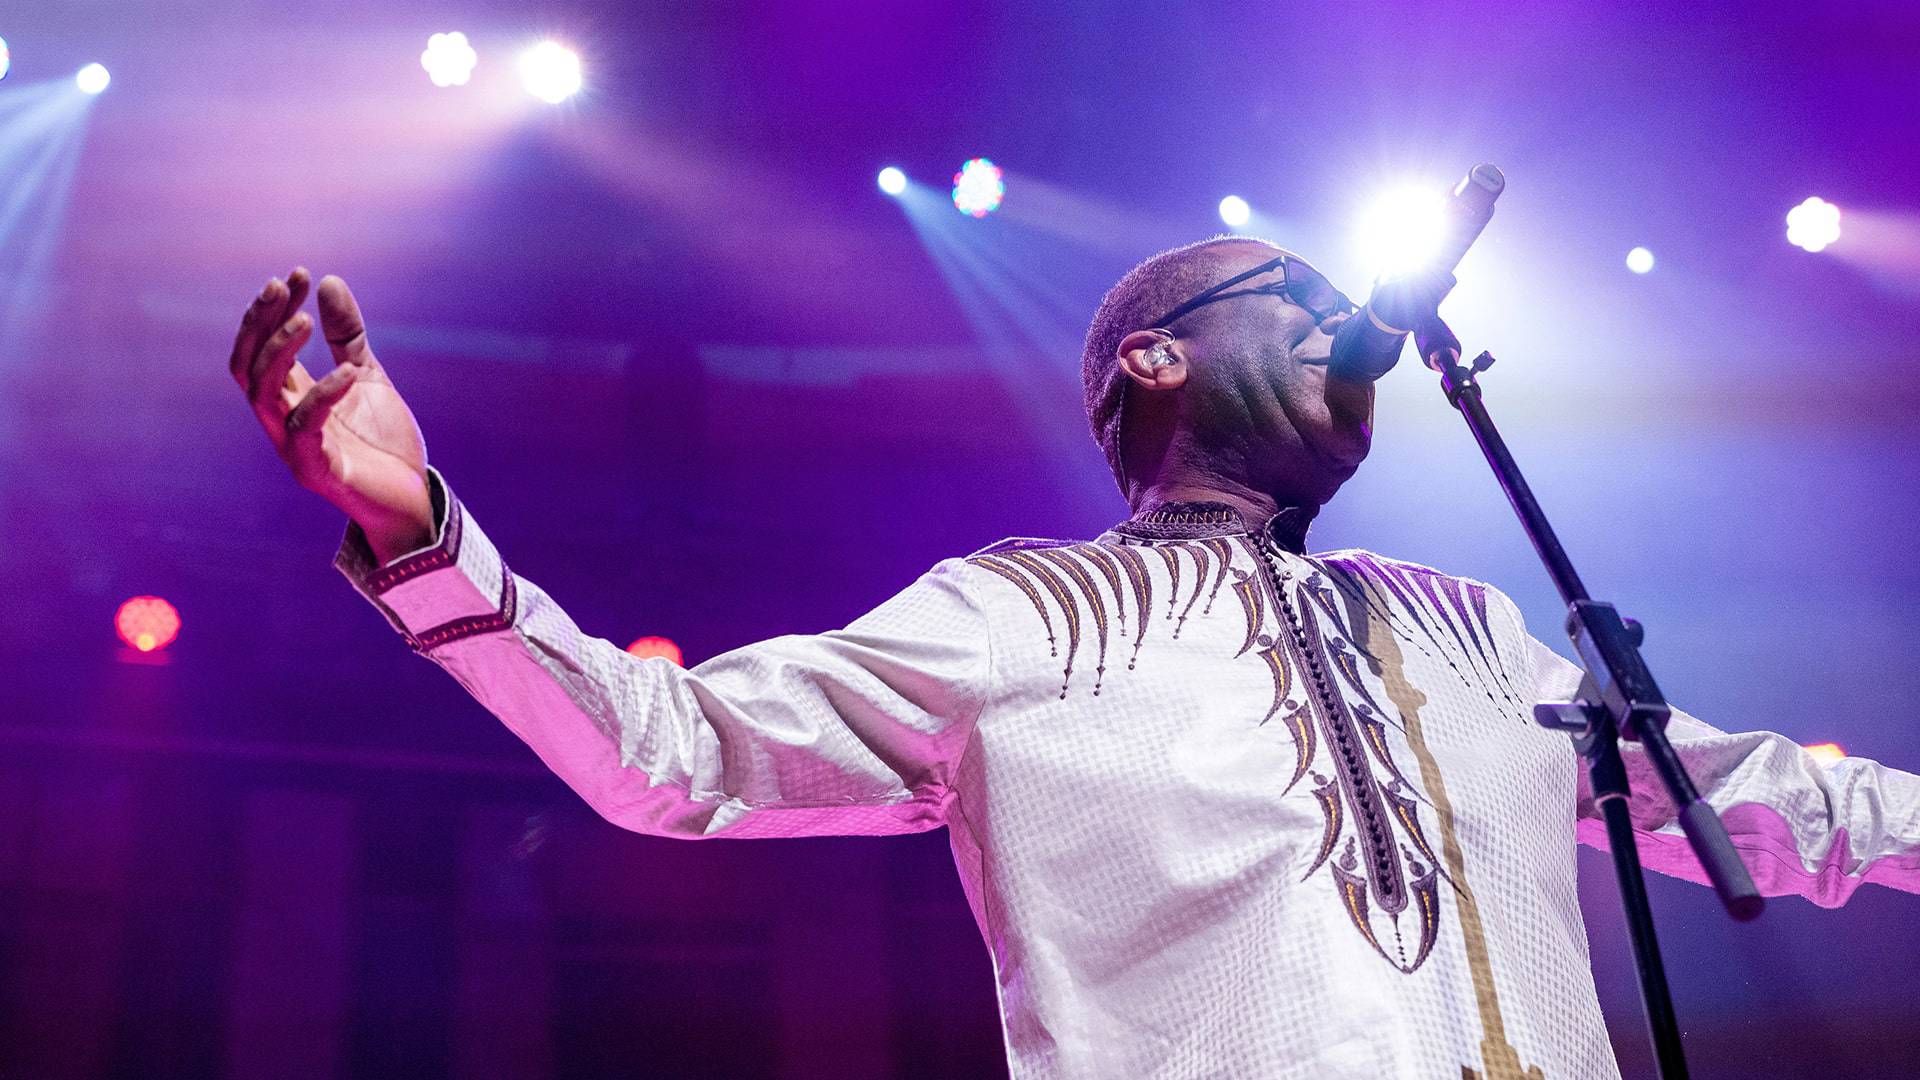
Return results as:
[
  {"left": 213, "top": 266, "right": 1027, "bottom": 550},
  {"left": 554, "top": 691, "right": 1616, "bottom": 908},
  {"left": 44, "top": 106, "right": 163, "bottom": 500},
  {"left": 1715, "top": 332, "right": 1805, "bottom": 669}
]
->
[{"left": 3, "top": 1, "right": 1919, "bottom": 1077}]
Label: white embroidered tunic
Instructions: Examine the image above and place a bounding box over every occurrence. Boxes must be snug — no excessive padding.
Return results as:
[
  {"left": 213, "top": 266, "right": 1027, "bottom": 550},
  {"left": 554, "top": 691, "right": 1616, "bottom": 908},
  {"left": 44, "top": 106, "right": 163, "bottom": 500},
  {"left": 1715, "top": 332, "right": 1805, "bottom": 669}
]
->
[{"left": 337, "top": 473, "right": 1920, "bottom": 1080}]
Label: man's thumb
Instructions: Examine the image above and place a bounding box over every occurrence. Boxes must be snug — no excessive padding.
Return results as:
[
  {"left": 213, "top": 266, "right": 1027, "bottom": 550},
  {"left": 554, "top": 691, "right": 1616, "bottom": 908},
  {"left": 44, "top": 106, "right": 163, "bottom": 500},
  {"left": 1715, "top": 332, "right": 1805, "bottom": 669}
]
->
[{"left": 316, "top": 275, "right": 374, "bottom": 369}]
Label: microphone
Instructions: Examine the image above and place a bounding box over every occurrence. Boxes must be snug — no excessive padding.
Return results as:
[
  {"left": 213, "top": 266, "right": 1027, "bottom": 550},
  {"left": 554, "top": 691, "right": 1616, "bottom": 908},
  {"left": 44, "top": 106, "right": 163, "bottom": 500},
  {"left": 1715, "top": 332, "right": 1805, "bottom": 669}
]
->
[{"left": 1329, "top": 163, "right": 1505, "bottom": 382}]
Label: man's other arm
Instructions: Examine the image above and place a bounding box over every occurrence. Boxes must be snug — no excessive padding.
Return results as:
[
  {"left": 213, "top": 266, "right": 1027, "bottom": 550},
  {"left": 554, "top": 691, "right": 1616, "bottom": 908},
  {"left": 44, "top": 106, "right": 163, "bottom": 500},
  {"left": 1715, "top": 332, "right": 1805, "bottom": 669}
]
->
[
  {"left": 229, "top": 269, "right": 988, "bottom": 840},
  {"left": 1524, "top": 636, "right": 1920, "bottom": 906}
]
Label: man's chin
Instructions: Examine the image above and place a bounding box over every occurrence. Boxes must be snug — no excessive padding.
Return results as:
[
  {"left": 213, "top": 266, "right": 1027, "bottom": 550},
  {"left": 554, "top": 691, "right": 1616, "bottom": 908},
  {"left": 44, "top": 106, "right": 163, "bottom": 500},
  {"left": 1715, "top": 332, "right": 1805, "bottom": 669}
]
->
[
  {"left": 1287, "top": 428, "right": 1369, "bottom": 504},
  {"left": 1319, "top": 377, "right": 1375, "bottom": 471},
  {"left": 1319, "top": 432, "right": 1372, "bottom": 474},
  {"left": 1323, "top": 369, "right": 1374, "bottom": 419}
]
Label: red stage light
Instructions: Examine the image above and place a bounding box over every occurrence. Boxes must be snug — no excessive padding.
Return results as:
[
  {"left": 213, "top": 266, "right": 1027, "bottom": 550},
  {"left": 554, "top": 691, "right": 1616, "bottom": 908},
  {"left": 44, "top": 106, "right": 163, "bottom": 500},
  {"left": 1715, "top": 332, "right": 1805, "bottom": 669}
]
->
[
  {"left": 625, "top": 635, "right": 684, "bottom": 666},
  {"left": 116, "top": 596, "right": 181, "bottom": 652},
  {"left": 1803, "top": 742, "right": 1847, "bottom": 766}
]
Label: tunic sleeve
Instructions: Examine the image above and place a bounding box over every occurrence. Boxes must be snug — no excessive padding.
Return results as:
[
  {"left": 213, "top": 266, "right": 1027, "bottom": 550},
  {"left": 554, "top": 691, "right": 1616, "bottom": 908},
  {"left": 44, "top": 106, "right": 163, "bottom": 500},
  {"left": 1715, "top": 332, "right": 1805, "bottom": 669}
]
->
[
  {"left": 334, "top": 470, "right": 992, "bottom": 840},
  {"left": 1523, "top": 635, "right": 1920, "bottom": 906}
]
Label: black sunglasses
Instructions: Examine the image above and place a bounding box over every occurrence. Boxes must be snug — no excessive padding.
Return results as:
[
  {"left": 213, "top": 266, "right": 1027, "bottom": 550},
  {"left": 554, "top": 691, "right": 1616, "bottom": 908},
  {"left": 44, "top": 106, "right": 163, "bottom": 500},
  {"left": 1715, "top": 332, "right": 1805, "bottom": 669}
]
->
[{"left": 1151, "top": 254, "right": 1357, "bottom": 330}]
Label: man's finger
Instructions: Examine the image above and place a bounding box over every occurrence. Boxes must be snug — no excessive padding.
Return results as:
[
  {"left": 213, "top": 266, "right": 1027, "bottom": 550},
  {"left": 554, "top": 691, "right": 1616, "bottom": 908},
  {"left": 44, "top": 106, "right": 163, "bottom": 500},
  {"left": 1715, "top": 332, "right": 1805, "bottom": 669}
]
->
[
  {"left": 254, "top": 268, "right": 312, "bottom": 389},
  {"left": 228, "top": 277, "right": 284, "bottom": 387},
  {"left": 281, "top": 266, "right": 312, "bottom": 328},
  {"left": 286, "top": 360, "right": 317, "bottom": 395},
  {"left": 316, "top": 275, "right": 375, "bottom": 369},
  {"left": 286, "top": 362, "right": 360, "bottom": 438},
  {"left": 250, "top": 311, "right": 313, "bottom": 418},
  {"left": 277, "top": 361, "right": 318, "bottom": 418},
  {"left": 228, "top": 268, "right": 310, "bottom": 389}
]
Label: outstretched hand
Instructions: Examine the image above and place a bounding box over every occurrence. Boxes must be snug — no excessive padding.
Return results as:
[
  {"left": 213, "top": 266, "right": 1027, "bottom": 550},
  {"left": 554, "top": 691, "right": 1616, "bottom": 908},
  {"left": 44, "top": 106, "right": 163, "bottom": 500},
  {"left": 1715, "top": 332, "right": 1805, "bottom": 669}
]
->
[{"left": 230, "top": 269, "right": 435, "bottom": 563}]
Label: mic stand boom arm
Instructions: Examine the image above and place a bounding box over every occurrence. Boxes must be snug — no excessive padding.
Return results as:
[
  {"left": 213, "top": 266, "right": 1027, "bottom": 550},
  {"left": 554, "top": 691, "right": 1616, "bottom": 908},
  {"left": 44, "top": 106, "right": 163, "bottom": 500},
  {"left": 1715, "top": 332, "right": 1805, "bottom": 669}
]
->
[{"left": 1413, "top": 315, "right": 1764, "bottom": 1080}]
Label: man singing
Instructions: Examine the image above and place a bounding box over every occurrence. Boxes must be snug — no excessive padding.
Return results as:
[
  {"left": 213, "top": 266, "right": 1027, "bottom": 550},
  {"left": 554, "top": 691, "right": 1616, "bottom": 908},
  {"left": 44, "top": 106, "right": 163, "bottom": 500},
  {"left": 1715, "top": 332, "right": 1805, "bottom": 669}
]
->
[{"left": 229, "top": 237, "right": 1920, "bottom": 1078}]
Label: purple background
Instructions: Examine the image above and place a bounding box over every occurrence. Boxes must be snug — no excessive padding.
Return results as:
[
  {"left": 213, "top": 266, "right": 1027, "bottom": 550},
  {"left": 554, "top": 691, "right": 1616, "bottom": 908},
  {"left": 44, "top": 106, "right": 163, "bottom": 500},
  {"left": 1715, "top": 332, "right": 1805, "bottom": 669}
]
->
[{"left": 2, "top": 1, "right": 1918, "bottom": 1076}]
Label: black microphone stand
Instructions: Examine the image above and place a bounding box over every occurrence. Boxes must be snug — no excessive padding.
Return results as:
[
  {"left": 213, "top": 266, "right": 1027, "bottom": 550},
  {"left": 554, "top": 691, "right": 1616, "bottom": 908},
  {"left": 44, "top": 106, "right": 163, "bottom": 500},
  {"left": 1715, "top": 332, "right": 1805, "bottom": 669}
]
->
[{"left": 1413, "top": 315, "right": 1765, "bottom": 1080}]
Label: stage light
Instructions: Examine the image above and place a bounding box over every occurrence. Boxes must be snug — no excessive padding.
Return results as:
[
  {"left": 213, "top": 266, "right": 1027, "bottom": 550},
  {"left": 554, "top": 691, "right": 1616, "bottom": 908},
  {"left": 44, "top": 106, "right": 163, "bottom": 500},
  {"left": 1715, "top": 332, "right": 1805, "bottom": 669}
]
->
[
  {"left": 625, "top": 635, "right": 684, "bottom": 666},
  {"left": 1625, "top": 246, "right": 1655, "bottom": 274},
  {"left": 76, "top": 62, "right": 111, "bottom": 95},
  {"left": 1219, "top": 195, "right": 1251, "bottom": 228},
  {"left": 951, "top": 157, "right": 1005, "bottom": 218},
  {"left": 518, "top": 41, "right": 582, "bottom": 104},
  {"left": 421, "top": 31, "right": 478, "bottom": 87},
  {"left": 1786, "top": 196, "right": 1841, "bottom": 253},
  {"left": 116, "top": 596, "right": 180, "bottom": 653},
  {"left": 1355, "top": 184, "right": 1447, "bottom": 277},
  {"left": 1804, "top": 742, "right": 1847, "bottom": 766},
  {"left": 0, "top": 37, "right": 11, "bottom": 82},
  {"left": 877, "top": 166, "right": 908, "bottom": 196}
]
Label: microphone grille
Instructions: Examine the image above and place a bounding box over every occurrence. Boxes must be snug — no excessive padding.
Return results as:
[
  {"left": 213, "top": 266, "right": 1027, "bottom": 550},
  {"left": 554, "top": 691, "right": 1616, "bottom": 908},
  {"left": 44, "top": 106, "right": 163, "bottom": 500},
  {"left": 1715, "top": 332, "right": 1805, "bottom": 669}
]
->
[{"left": 1463, "top": 163, "right": 1505, "bottom": 197}]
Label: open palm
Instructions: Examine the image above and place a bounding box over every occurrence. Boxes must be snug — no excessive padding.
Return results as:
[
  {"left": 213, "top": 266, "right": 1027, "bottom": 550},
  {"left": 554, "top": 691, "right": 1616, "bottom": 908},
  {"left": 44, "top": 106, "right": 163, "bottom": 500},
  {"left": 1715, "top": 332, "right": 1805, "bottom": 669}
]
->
[{"left": 231, "top": 269, "right": 435, "bottom": 561}]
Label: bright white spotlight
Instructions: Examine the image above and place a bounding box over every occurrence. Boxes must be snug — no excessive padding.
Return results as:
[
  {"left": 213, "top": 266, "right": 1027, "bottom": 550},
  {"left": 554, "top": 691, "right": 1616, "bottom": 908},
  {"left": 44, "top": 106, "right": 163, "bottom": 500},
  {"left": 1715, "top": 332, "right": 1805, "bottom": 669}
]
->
[
  {"left": 518, "top": 41, "right": 582, "bottom": 104},
  {"left": 1354, "top": 184, "right": 1447, "bottom": 277},
  {"left": 1625, "top": 246, "right": 1655, "bottom": 274},
  {"left": 951, "top": 158, "right": 1005, "bottom": 218},
  {"left": 1786, "top": 196, "right": 1841, "bottom": 253},
  {"left": 877, "top": 166, "right": 908, "bottom": 196},
  {"left": 0, "top": 37, "right": 11, "bottom": 82},
  {"left": 421, "top": 32, "right": 478, "bottom": 87},
  {"left": 1218, "top": 195, "right": 1251, "bottom": 228},
  {"left": 76, "top": 62, "right": 111, "bottom": 95}
]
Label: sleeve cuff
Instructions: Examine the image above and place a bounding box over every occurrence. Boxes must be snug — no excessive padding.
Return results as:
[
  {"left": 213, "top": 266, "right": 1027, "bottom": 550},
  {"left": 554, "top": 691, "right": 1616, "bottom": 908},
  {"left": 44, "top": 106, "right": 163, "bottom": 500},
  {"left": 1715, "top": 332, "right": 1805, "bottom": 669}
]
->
[{"left": 334, "top": 468, "right": 518, "bottom": 652}]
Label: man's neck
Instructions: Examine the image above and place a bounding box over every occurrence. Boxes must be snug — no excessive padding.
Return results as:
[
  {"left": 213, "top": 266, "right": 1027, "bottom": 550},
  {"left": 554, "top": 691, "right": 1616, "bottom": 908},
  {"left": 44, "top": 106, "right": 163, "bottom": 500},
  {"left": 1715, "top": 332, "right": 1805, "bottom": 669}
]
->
[{"left": 1131, "top": 474, "right": 1292, "bottom": 525}]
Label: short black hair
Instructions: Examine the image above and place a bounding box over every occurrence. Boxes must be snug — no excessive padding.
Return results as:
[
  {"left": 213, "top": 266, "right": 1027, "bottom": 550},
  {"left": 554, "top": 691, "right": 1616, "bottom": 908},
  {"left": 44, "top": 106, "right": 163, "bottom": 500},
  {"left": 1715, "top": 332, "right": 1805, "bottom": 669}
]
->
[{"left": 1081, "top": 235, "right": 1281, "bottom": 493}]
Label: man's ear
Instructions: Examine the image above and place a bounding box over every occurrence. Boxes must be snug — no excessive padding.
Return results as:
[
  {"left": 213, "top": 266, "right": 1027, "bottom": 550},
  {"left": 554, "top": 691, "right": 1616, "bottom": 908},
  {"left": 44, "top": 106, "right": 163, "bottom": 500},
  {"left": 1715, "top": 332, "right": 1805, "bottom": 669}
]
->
[{"left": 1117, "top": 330, "right": 1187, "bottom": 392}]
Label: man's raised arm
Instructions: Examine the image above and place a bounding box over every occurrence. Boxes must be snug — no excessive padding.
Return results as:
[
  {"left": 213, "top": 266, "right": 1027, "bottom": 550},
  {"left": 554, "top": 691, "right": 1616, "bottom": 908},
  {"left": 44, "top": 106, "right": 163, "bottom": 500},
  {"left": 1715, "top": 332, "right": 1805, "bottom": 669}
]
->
[{"left": 232, "top": 272, "right": 991, "bottom": 839}]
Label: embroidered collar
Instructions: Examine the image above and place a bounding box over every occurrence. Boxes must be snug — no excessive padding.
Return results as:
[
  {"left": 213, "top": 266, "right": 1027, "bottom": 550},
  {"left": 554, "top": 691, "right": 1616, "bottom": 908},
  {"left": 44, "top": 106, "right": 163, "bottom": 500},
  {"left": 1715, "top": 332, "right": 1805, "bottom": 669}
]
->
[{"left": 1110, "top": 499, "right": 1317, "bottom": 554}]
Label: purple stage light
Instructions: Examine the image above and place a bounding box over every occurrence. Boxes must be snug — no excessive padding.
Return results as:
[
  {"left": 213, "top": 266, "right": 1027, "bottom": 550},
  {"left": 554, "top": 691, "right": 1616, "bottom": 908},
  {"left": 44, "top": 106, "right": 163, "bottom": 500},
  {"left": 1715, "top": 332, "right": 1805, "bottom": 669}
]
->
[
  {"left": 0, "top": 37, "right": 11, "bottom": 82},
  {"left": 952, "top": 158, "right": 1004, "bottom": 217},
  {"left": 877, "top": 166, "right": 908, "bottom": 196},
  {"left": 1787, "top": 196, "right": 1841, "bottom": 253},
  {"left": 421, "top": 32, "right": 478, "bottom": 88},
  {"left": 1626, "top": 246, "right": 1655, "bottom": 274},
  {"left": 519, "top": 41, "right": 582, "bottom": 104},
  {"left": 76, "top": 62, "right": 110, "bottom": 95},
  {"left": 1218, "top": 195, "right": 1251, "bottom": 228}
]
